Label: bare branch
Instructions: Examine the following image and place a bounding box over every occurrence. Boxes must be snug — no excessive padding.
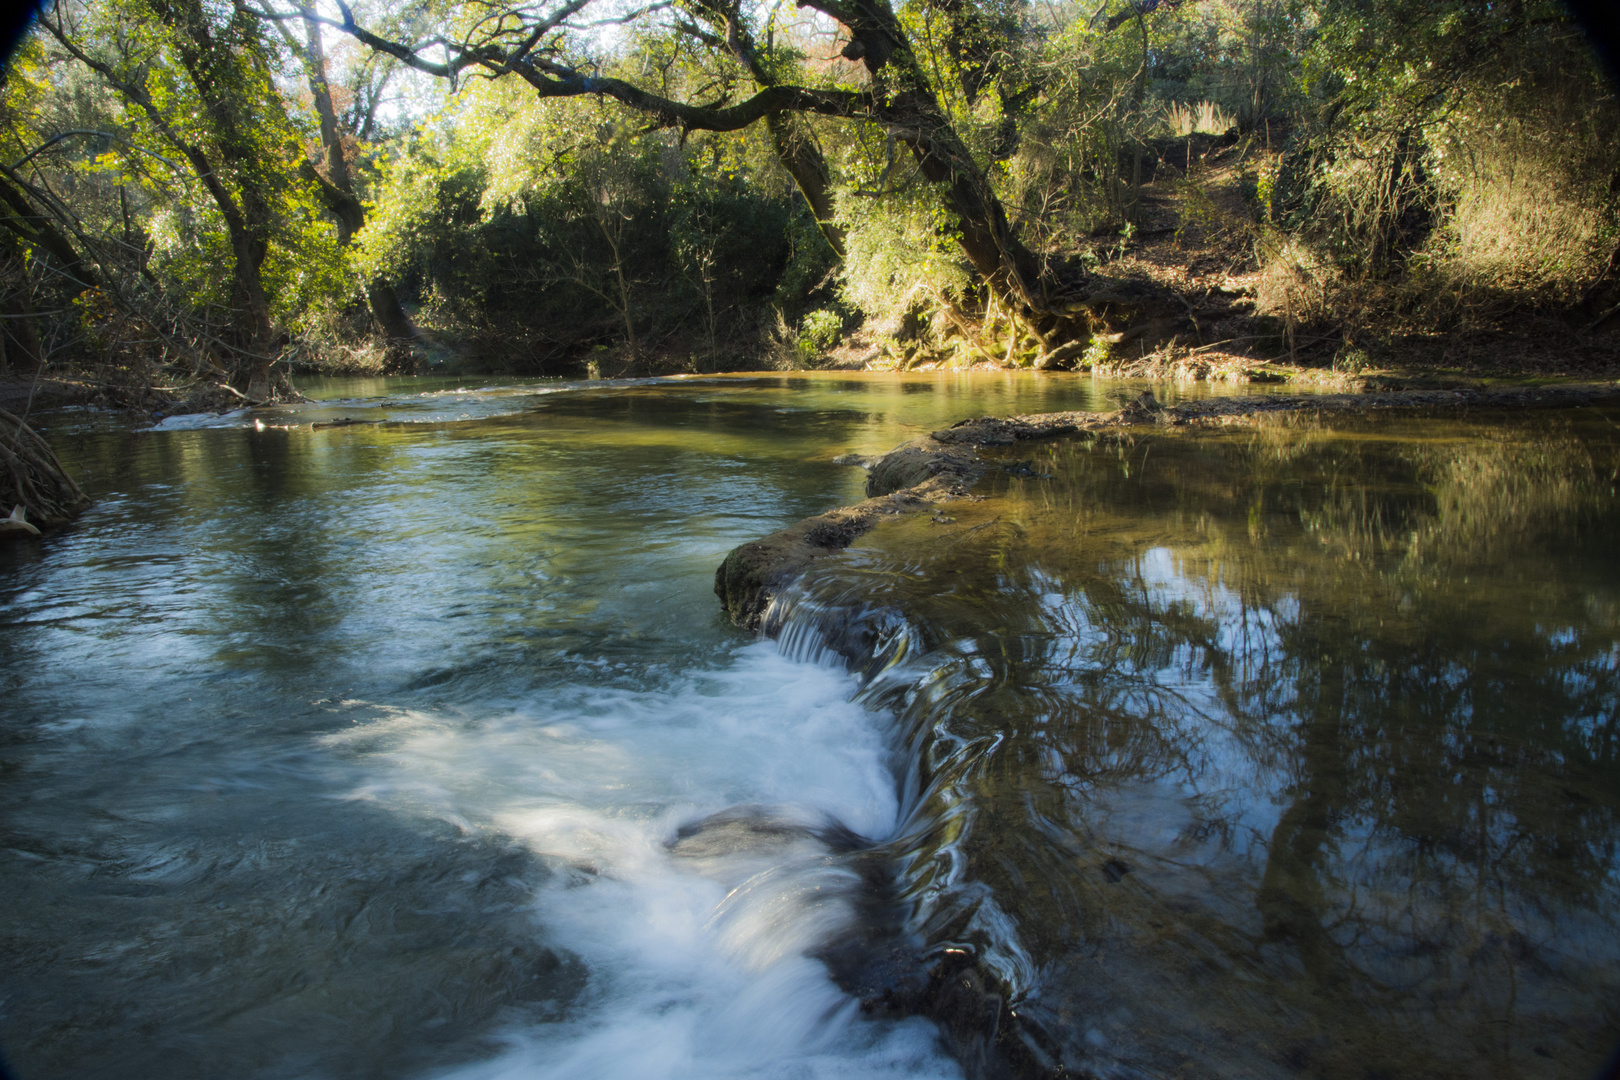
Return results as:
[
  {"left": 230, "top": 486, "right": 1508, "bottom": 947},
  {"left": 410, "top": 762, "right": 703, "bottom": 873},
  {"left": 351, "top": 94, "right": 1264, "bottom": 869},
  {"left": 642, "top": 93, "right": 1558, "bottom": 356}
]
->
[
  {"left": 569, "top": 1, "right": 673, "bottom": 29},
  {"left": 10, "top": 130, "right": 183, "bottom": 174}
]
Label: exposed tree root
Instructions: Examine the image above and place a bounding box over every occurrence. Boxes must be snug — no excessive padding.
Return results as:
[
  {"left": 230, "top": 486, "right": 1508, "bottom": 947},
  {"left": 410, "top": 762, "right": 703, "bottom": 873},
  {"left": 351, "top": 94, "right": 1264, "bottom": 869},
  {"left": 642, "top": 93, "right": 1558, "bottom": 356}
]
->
[{"left": 0, "top": 407, "right": 91, "bottom": 534}]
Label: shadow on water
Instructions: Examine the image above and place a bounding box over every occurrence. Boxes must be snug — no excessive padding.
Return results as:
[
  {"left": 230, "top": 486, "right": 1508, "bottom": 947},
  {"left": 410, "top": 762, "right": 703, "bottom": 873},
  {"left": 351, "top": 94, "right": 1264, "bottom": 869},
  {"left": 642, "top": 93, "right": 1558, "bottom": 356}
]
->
[
  {"left": 4, "top": 377, "right": 1615, "bottom": 1080},
  {"left": 8, "top": 373, "right": 1138, "bottom": 1080},
  {"left": 771, "top": 407, "right": 1620, "bottom": 1079}
]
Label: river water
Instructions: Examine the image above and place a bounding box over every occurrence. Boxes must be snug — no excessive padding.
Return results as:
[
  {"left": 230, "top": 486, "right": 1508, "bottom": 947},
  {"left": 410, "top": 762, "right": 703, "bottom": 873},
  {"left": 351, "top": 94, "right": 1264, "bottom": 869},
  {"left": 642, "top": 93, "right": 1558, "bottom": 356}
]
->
[{"left": 1, "top": 374, "right": 1617, "bottom": 1079}]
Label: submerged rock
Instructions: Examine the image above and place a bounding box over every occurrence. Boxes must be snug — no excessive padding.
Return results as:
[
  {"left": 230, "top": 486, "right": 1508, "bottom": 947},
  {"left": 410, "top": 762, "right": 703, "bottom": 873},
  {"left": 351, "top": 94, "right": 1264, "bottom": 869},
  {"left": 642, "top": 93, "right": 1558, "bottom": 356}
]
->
[
  {"left": 715, "top": 439, "right": 984, "bottom": 630},
  {"left": 715, "top": 385, "right": 1620, "bottom": 1080}
]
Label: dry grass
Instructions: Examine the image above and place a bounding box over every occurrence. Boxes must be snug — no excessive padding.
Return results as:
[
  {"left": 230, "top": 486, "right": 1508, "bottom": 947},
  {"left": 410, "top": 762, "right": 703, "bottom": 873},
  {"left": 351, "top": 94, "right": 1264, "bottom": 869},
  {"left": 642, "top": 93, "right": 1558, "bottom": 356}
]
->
[
  {"left": 1164, "top": 100, "right": 1237, "bottom": 138},
  {"left": 1420, "top": 74, "right": 1619, "bottom": 312}
]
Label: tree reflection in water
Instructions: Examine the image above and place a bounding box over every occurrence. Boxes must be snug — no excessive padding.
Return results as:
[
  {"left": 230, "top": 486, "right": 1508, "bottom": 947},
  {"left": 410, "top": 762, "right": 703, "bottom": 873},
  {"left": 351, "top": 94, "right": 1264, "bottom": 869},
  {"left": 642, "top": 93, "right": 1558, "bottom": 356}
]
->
[{"left": 774, "top": 408, "right": 1620, "bottom": 1079}]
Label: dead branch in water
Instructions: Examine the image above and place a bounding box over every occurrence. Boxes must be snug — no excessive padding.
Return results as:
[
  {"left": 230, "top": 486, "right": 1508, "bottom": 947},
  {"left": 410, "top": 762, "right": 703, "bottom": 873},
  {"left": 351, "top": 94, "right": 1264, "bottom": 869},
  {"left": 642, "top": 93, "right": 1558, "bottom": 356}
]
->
[{"left": 0, "top": 407, "right": 91, "bottom": 533}]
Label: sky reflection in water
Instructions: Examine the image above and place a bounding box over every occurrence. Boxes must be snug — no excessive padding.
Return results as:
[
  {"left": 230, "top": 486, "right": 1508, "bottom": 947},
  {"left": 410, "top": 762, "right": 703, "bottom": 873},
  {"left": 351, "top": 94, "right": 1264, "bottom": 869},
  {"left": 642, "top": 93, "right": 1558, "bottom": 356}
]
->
[
  {"left": 1, "top": 378, "right": 1615, "bottom": 1079},
  {"left": 777, "top": 407, "right": 1620, "bottom": 1078}
]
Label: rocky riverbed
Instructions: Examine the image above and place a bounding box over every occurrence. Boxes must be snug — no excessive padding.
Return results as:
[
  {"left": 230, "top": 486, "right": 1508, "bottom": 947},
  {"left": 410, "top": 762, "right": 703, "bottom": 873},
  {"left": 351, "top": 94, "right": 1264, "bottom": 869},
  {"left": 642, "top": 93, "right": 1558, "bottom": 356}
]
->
[{"left": 716, "top": 383, "right": 1620, "bottom": 1079}]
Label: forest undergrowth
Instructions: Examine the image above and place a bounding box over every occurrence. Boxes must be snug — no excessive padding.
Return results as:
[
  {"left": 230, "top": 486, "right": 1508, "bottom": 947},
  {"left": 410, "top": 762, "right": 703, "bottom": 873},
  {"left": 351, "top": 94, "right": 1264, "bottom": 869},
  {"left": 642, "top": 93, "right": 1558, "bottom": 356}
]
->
[{"left": 2, "top": 0, "right": 1618, "bottom": 420}]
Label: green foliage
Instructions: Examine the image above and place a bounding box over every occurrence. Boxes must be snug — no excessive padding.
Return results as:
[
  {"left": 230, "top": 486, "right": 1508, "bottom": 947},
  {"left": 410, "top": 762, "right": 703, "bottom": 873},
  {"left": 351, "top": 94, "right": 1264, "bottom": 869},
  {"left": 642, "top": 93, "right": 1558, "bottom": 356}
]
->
[
  {"left": 2, "top": 0, "right": 355, "bottom": 385},
  {"left": 1274, "top": 0, "right": 1620, "bottom": 317},
  {"left": 795, "top": 308, "right": 844, "bottom": 359},
  {"left": 1082, "top": 337, "right": 1112, "bottom": 369},
  {"left": 349, "top": 79, "right": 823, "bottom": 370},
  {"left": 835, "top": 177, "right": 972, "bottom": 336},
  {"left": 5, "top": 0, "right": 1615, "bottom": 383}
]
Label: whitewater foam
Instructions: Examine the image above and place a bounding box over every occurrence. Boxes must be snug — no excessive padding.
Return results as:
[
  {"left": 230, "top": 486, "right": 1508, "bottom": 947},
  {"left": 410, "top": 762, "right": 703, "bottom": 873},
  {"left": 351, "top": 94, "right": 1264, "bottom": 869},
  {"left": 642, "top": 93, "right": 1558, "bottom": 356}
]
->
[{"left": 319, "top": 641, "right": 960, "bottom": 1080}]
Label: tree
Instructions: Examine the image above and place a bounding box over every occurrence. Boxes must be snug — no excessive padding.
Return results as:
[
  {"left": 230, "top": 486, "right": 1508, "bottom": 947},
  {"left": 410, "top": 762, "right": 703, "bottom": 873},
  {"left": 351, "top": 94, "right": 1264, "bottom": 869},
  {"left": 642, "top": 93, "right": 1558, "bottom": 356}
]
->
[
  {"left": 268, "top": 0, "right": 1118, "bottom": 353},
  {"left": 268, "top": 10, "right": 419, "bottom": 359},
  {"left": 38, "top": 0, "right": 333, "bottom": 400}
]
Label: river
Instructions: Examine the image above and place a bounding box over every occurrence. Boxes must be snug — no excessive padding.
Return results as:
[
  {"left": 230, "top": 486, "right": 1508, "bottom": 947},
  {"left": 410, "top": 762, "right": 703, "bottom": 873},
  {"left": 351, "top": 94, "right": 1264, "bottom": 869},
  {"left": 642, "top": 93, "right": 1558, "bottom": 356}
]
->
[{"left": 1, "top": 373, "right": 1616, "bottom": 1079}]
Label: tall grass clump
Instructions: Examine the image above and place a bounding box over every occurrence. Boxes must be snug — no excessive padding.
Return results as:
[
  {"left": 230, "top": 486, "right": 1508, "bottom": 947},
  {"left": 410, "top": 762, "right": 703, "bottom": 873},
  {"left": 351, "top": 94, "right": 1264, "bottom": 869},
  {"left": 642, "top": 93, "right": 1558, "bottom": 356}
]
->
[{"left": 1164, "top": 100, "right": 1236, "bottom": 137}]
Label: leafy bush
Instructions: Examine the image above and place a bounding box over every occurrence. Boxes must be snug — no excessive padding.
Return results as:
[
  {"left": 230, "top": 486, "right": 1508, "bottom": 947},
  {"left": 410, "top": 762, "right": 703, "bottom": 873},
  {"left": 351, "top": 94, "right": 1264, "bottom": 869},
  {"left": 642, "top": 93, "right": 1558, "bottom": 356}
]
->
[
  {"left": 796, "top": 309, "right": 844, "bottom": 359},
  {"left": 835, "top": 182, "right": 972, "bottom": 340}
]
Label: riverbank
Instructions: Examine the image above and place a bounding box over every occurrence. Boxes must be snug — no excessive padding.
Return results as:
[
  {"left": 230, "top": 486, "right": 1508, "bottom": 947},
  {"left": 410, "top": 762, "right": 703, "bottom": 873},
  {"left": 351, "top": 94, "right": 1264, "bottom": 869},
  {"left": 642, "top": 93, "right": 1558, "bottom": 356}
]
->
[{"left": 0, "top": 373, "right": 255, "bottom": 420}]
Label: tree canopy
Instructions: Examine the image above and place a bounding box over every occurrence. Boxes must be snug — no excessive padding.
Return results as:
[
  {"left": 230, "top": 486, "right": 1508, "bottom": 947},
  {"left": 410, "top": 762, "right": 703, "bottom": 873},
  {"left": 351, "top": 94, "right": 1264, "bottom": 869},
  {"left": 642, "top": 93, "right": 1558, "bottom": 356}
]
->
[{"left": 0, "top": 0, "right": 1615, "bottom": 397}]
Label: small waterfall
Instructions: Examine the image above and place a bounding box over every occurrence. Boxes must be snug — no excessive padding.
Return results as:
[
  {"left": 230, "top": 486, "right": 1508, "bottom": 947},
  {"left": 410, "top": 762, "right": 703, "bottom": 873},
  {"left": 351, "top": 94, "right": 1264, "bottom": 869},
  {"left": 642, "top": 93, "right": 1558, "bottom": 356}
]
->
[
  {"left": 762, "top": 573, "right": 1051, "bottom": 1077},
  {"left": 314, "top": 644, "right": 968, "bottom": 1080}
]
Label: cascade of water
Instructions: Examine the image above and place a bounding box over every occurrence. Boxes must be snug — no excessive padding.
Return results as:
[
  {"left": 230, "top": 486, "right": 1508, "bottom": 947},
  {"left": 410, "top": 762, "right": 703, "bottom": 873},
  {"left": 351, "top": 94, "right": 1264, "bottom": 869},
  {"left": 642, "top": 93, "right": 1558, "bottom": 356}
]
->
[
  {"left": 309, "top": 642, "right": 968, "bottom": 1080},
  {"left": 761, "top": 577, "right": 1049, "bottom": 1074}
]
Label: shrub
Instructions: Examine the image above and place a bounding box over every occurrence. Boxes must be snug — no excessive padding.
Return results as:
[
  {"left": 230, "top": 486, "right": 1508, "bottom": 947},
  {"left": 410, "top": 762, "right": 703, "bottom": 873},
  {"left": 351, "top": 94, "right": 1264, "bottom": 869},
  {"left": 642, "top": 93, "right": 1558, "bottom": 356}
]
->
[{"left": 796, "top": 309, "right": 844, "bottom": 358}]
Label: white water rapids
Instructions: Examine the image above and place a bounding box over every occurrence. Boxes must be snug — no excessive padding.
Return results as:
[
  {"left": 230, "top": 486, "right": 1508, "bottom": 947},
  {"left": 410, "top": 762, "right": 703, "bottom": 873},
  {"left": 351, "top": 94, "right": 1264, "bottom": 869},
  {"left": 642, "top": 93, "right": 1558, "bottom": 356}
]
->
[
  {"left": 5, "top": 373, "right": 1125, "bottom": 1079},
  {"left": 316, "top": 644, "right": 957, "bottom": 1080}
]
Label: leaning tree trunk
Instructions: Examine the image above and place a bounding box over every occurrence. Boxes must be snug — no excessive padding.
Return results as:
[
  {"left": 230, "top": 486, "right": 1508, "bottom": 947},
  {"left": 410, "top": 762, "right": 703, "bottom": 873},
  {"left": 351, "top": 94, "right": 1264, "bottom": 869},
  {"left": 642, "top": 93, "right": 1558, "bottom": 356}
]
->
[
  {"left": 0, "top": 280, "right": 44, "bottom": 376},
  {"left": 301, "top": 13, "right": 419, "bottom": 367},
  {"left": 0, "top": 408, "right": 91, "bottom": 534}
]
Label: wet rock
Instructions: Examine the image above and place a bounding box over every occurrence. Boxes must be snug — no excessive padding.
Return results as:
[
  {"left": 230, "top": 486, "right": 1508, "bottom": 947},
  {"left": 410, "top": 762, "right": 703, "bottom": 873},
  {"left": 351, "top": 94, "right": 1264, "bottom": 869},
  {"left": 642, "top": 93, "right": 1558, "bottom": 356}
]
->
[
  {"left": 715, "top": 441, "right": 985, "bottom": 630},
  {"left": 714, "top": 479, "right": 969, "bottom": 631},
  {"left": 865, "top": 440, "right": 981, "bottom": 497},
  {"left": 931, "top": 415, "right": 1085, "bottom": 447},
  {"left": 1115, "top": 389, "right": 1168, "bottom": 426},
  {"left": 715, "top": 503, "right": 890, "bottom": 631}
]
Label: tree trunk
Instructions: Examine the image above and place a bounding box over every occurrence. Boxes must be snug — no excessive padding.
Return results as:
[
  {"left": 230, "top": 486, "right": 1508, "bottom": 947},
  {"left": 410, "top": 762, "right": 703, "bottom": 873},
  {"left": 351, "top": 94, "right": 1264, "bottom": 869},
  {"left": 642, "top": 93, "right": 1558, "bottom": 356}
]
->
[
  {"left": 144, "top": 0, "right": 281, "bottom": 395},
  {"left": 830, "top": 0, "right": 1052, "bottom": 323},
  {"left": 0, "top": 174, "right": 99, "bottom": 292},
  {"left": 44, "top": 1, "right": 298, "bottom": 397},
  {"left": 366, "top": 280, "right": 415, "bottom": 344},
  {"left": 304, "top": 14, "right": 352, "bottom": 204},
  {"left": 765, "top": 113, "right": 845, "bottom": 258},
  {"left": 0, "top": 238, "right": 43, "bottom": 375},
  {"left": 300, "top": 15, "right": 418, "bottom": 354},
  {"left": 686, "top": 2, "right": 847, "bottom": 261},
  {"left": 598, "top": 216, "right": 640, "bottom": 364},
  {"left": 902, "top": 131, "right": 1045, "bottom": 313},
  {"left": 1, "top": 288, "right": 44, "bottom": 376}
]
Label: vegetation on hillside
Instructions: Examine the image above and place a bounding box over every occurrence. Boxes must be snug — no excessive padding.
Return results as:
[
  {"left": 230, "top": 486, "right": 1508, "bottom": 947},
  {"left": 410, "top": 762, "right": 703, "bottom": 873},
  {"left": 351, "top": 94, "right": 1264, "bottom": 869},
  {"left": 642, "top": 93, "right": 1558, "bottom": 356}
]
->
[{"left": 0, "top": 0, "right": 1615, "bottom": 403}]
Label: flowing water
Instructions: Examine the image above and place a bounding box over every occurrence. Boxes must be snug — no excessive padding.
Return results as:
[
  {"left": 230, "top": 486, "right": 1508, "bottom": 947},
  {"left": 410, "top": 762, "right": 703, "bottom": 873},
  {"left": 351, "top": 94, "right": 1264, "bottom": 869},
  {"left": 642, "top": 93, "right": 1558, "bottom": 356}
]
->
[{"left": 1, "top": 374, "right": 1616, "bottom": 1080}]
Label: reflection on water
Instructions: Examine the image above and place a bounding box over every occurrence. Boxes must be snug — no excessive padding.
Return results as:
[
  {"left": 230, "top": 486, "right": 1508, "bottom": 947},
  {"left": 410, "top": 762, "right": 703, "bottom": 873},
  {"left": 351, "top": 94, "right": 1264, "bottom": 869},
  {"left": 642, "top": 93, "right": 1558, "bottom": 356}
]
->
[
  {"left": 4, "top": 376, "right": 1616, "bottom": 1080},
  {"left": 775, "top": 407, "right": 1620, "bottom": 1078}
]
